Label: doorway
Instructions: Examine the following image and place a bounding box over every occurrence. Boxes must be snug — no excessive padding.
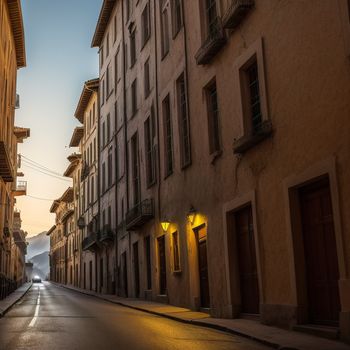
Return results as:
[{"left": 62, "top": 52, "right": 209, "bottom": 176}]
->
[
  {"left": 299, "top": 178, "right": 340, "bottom": 325},
  {"left": 158, "top": 236, "right": 167, "bottom": 295},
  {"left": 133, "top": 242, "right": 140, "bottom": 297},
  {"left": 235, "top": 205, "right": 260, "bottom": 314},
  {"left": 196, "top": 226, "right": 210, "bottom": 309}
]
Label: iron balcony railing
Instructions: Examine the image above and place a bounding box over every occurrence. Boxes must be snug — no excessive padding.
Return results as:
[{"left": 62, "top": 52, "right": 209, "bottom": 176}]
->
[
  {"left": 0, "top": 274, "right": 17, "bottom": 300},
  {"left": 126, "top": 198, "right": 154, "bottom": 231},
  {"left": 81, "top": 162, "right": 90, "bottom": 181},
  {"left": 0, "top": 141, "right": 14, "bottom": 182},
  {"left": 222, "top": 0, "right": 254, "bottom": 29},
  {"left": 82, "top": 232, "right": 100, "bottom": 251},
  {"left": 99, "top": 225, "right": 114, "bottom": 242},
  {"left": 195, "top": 17, "right": 226, "bottom": 65}
]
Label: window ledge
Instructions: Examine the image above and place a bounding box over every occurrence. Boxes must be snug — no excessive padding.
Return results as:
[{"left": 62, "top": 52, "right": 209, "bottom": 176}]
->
[
  {"left": 233, "top": 120, "right": 273, "bottom": 154},
  {"left": 173, "top": 269, "right": 182, "bottom": 275},
  {"left": 222, "top": 0, "right": 254, "bottom": 29}
]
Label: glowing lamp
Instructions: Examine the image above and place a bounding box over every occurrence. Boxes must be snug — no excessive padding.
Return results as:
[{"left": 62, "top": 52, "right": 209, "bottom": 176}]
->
[
  {"left": 160, "top": 220, "right": 170, "bottom": 232},
  {"left": 187, "top": 206, "right": 196, "bottom": 225}
]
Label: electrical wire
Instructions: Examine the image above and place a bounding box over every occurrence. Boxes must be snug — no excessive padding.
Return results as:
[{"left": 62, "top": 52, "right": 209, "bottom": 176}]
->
[
  {"left": 21, "top": 156, "right": 65, "bottom": 177},
  {"left": 22, "top": 163, "right": 71, "bottom": 182}
]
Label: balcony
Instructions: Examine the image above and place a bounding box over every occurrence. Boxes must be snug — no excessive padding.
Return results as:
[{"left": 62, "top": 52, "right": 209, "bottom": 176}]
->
[
  {"left": 82, "top": 232, "right": 99, "bottom": 251},
  {"left": 13, "top": 181, "right": 27, "bottom": 197},
  {"left": 222, "top": 0, "right": 254, "bottom": 29},
  {"left": 99, "top": 225, "right": 114, "bottom": 243},
  {"left": 0, "top": 141, "right": 14, "bottom": 182},
  {"left": 81, "top": 162, "right": 90, "bottom": 181},
  {"left": 195, "top": 17, "right": 226, "bottom": 65},
  {"left": 126, "top": 199, "right": 154, "bottom": 231}
]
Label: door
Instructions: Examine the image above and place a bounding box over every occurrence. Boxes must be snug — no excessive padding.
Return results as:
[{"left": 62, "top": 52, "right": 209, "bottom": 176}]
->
[
  {"left": 236, "top": 205, "right": 260, "bottom": 314},
  {"left": 133, "top": 242, "right": 140, "bottom": 297},
  {"left": 158, "top": 236, "right": 167, "bottom": 295},
  {"left": 122, "top": 252, "right": 128, "bottom": 297},
  {"left": 198, "top": 234, "right": 210, "bottom": 308},
  {"left": 299, "top": 178, "right": 340, "bottom": 325},
  {"left": 89, "top": 261, "right": 92, "bottom": 291}
]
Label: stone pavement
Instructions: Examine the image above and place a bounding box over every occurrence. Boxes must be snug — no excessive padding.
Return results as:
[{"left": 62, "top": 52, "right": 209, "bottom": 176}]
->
[
  {"left": 55, "top": 283, "right": 350, "bottom": 350},
  {"left": 0, "top": 282, "right": 32, "bottom": 317}
]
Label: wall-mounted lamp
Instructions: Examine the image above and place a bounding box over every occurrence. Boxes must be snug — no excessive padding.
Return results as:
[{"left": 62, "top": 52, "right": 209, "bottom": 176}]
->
[
  {"left": 160, "top": 219, "right": 170, "bottom": 232},
  {"left": 187, "top": 206, "right": 196, "bottom": 225}
]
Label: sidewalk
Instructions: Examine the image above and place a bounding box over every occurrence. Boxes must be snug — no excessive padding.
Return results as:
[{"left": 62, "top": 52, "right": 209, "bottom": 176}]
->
[
  {"left": 56, "top": 283, "right": 350, "bottom": 350},
  {"left": 0, "top": 282, "right": 32, "bottom": 317}
]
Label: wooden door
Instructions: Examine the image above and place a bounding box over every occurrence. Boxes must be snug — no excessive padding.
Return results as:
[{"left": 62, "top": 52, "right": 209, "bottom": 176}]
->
[
  {"left": 300, "top": 178, "right": 340, "bottom": 325},
  {"left": 198, "top": 233, "right": 210, "bottom": 308},
  {"left": 158, "top": 236, "right": 167, "bottom": 295},
  {"left": 133, "top": 242, "right": 140, "bottom": 297},
  {"left": 236, "top": 205, "right": 260, "bottom": 314}
]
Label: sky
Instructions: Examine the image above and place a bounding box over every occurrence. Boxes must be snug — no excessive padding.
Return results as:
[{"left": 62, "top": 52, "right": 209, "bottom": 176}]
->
[{"left": 15, "top": 0, "right": 101, "bottom": 237}]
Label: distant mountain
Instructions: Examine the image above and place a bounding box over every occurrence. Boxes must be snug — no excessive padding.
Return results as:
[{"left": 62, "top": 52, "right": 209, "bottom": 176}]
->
[
  {"left": 29, "top": 251, "right": 49, "bottom": 280},
  {"left": 27, "top": 231, "right": 49, "bottom": 260}
]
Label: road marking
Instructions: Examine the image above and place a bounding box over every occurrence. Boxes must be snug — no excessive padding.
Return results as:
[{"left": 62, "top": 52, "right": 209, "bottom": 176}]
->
[{"left": 28, "top": 290, "right": 40, "bottom": 328}]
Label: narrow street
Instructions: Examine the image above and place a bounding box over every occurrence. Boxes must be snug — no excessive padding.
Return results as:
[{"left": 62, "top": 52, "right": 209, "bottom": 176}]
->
[{"left": 0, "top": 283, "right": 269, "bottom": 350}]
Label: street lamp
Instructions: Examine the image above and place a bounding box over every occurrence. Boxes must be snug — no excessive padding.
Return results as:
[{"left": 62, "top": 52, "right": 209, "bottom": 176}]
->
[
  {"left": 187, "top": 206, "right": 196, "bottom": 225},
  {"left": 160, "top": 219, "right": 170, "bottom": 233}
]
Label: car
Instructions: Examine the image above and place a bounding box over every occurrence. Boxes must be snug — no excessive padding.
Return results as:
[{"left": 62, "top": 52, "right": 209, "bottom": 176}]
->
[{"left": 32, "top": 276, "right": 42, "bottom": 283}]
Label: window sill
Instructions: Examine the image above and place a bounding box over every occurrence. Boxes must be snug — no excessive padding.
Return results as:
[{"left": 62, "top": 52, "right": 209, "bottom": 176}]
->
[
  {"left": 106, "top": 89, "right": 114, "bottom": 101},
  {"left": 180, "top": 160, "right": 192, "bottom": 171},
  {"left": 173, "top": 269, "right": 182, "bottom": 275},
  {"left": 233, "top": 120, "right": 273, "bottom": 154},
  {"left": 164, "top": 171, "right": 173, "bottom": 180}
]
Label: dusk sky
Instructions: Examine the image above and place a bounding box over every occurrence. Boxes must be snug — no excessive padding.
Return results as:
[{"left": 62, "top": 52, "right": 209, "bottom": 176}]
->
[{"left": 15, "top": 0, "right": 101, "bottom": 237}]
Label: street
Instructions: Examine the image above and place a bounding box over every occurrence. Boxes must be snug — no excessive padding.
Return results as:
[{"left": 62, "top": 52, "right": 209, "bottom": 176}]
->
[{"left": 0, "top": 282, "right": 269, "bottom": 350}]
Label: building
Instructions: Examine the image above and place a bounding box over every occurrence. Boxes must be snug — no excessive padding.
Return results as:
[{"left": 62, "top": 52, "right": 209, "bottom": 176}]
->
[
  {"left": 47, "top": 188, "right": 74, "bottom": 284},
  {"left": 0, "top": 0, "right": 30, "bottom": 299},
  {"left": 70, "top": 79, "right": 99, "bottom": 292},
  {"left": 48, "top": 0, "right": 350, "bottom": 342}
]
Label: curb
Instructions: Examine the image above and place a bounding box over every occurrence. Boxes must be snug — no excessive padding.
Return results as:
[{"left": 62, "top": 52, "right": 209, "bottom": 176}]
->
[
  {"left": 0, "top": 283, "right": 32, "bottom": 318},
  {"left": 54, "top": 282, "right": 280, "bottom": 349}
]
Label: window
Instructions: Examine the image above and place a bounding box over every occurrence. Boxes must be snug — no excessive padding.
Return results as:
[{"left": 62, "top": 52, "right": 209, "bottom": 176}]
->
[
  {"left": 144, "top": 58, "right": 150, "bottom": 98},
  {"left": 102, "top": 121, "right": 106, "bottom": 147},
  {"left": 243, "top": 60, "right": 262, "bottom": 135},
  {"left": 161, "top": 5, "right": 170, "bottom": 57},
  {"left": 102, "top": 162, "right": 106, "bottom": 193},
  {"left": 115, "top": 49, "right": 120, "bottom": 90},
  {"left": 131, "top": 79, "right": 137, "bottom": 117},
  {"left": 93, "top": 102, "right": 96, "bottom": 124},
  {"left": 106, "top": 32, "right": 110, "bottom": 57},
  {"left": 141, "top": 2, "right": 151, "bottom": 47},
  {"left": 163, "top": 95, "right": 173, "bottom": 176},
  {"left": 205, "top": 79, "right": 221, "bottom": 154},
  {"left": 100, "top": 46, "right": 104, "bottom": 68},
  {"left": 144, "top": 111, "right": 156, "bottom": 186},
  {"left": 177, "top": 73, "right": 191, "bottom": 167},
  {"left": 131, "top": 133, "right": 140, "bottom": 205},
  {"left": 94, "top": 138, "right": 97, "bottom": 161},
  {"left": 172, "top": 231, "right": 180, "bottom": 272},
  {"left": 130, "top": 28, "right": 136, "bottom": 67},
  {"left": 91, "top": 175, "right": 94, "bottom": 203},
  {"left": 126, "top": 0, "right": 131, "bottom": 21},
  {"left": 172, "top": 0, "right": 182, "bottom": 36},
  {"left": 108, "top": 206, "right": 112, "bottom": 227},
  {"left": 106, "top": 114, "right": 111, "bottom": 142},
  {"left": 205, "top": 0, "right": 218, "bottom": 36},
  {"left": 113, "top": 15, "right": 117, "bottom": 43},
  {"left": 106, "top": 64, "right": 112, "bottom": 97},
  {"left": 108, "top": 147, "right": 113, "bottom": 187}
]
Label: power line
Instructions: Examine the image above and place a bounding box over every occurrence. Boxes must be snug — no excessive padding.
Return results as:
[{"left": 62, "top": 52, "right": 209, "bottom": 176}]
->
[
  {"left": 22, "top": 163, "right": 71, "bottom": 182},
  {"left": 21, "top": 156, "right": 65, "bottom": 177},
  {"left": 26, "top": 195, "right": 56, "bottom": 202}
]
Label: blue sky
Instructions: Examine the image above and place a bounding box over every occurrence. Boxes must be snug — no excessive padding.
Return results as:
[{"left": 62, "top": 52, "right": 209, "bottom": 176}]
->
[{"left": 16, "top": 0, "right": 101, "bottom": 236}]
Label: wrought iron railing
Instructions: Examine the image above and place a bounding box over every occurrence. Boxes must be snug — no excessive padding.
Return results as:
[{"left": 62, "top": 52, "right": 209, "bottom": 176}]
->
[
  {"left": 126, "top": 198, "right": 154, "bottom": 230},
  {"left": 222, "top": 0, "right": 254, "bottom": 28}
]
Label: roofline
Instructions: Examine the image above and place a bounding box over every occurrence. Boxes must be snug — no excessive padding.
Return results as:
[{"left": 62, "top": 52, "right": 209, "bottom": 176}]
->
[
  {"left": 7, "top": 0, "right": 26, "bottom": 68},
  {"left": 74, "top": 78, "right": 99, "bottom": 123},
  {"left": 69, "top": 126, "right": 84, "bottom": 147},
  {"left": 46, "top": 225, "right": 56, "bottom": 236},
  {"left": 91, "top": 0, "right": 116, "bottom": 48}
]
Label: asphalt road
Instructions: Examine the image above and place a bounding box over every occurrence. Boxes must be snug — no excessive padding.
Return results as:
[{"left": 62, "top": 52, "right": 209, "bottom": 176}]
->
[{"left": 0, "top": 282, "right": 270, "bottom": 350}]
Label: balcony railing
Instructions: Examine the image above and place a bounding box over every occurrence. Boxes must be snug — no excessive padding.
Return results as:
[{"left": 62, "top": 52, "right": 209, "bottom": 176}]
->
[
  {"left": 195, "top": 17, "right": 226, "bottom": 65},
  {"left": 99, "top": 225, "right": 114, "bottom": 243},
  {"left": 81, "top": 162, "right": 90, "bottom": 181},
  {"left": 82, "top": 232, "right": 100, "bottom": 251},
  {"left": 222, "top": 0, "right": 254, "bottom": 29},
  {"left": 0, "top": 141, "right": 14, "bottom": 182},
  {"left": 0, "top": 274, "right": 17, "bottom": 300},
  {"left": 126, "top": 198, "right": 154, "bottom": 231},
  {"left": 13, "top": 181, "right": 27, "bottom": 196}
]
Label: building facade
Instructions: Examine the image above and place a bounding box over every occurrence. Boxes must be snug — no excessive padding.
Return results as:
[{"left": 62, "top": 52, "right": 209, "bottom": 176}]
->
[
  {"left": 48, "top": 0, "right": 350, "bottom": 342},
  {"left": 0, "top": 0, "right": 29, "bottom": 299}
]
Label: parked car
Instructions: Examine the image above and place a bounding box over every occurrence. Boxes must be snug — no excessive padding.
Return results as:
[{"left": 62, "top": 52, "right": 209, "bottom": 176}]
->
[{"left": 32, "top": 276, "right": 42, "bottom": 283}]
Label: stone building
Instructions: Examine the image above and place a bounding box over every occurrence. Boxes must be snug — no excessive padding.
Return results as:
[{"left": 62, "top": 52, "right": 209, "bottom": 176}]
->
[
  {"left": 49, "top": 0, "right": 350, "bottom": 342},
  {"left": 70, "top": 79, "right": 99, "bottom": 292},
  {"left": 0, "top": 0, "right": 29, "bottom": 296}
]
